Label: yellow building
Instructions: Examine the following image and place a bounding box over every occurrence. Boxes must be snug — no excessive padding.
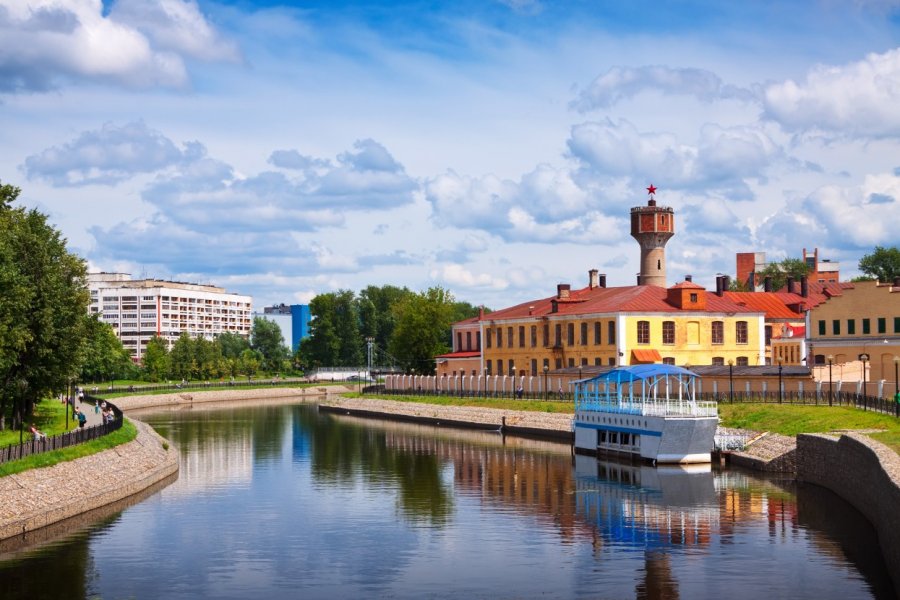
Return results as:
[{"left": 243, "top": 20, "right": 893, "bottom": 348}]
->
[
  {"left": 438, "top": 273, "right": 765, "bottom": 378},
  {"left": 806, "top": 279, "right": 900, "bottom": 386}
]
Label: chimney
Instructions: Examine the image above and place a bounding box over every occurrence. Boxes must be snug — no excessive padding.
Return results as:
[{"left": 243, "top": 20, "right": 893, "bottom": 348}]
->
[
  {"left": 801, "top": 276, "right": 808, "bottom": 298},
  {"left": 636, "top": 273, "right": 642, "bottom": 285},
  {"left": 764, "top": 276, "right": 772, "bottom": 292},
  {"left": 786, "top": 276, "right": 795, "bottom": 294},
  {"left": 723, "top": 275, "right": 731, "bottom": 291},
  {"left": 589, "top": 269, "right": 599, "bottom": 289},
  {"left": 599, "top": 274, "right": 607, "bottom": 288},
  {"left": 479, "top": 306, "right": 484, "bottom": 320},
  {"left": 556, "top": 284, "right": 571, "bottom": 299},
  {"left": 685, "top": 274, "right": 693, "bottom": 282},
  {"left": 715, "top": 276, "right": 724, "bottom": 296}
]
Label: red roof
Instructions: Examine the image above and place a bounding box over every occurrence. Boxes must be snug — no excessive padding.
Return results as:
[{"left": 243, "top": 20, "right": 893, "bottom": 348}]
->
[
  {"left": 435, "top": 351, "right": 481, "bottom": 359},
  {"left": 723, "top": 291, "right": 806, "bottom": 319},
  {"left": 476, "top": 284, "right": 761, "bottom": 322}
]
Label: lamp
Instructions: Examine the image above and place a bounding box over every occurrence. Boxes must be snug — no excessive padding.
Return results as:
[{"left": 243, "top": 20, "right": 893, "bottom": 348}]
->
[
  {"left": 893, "top": 355, "right": 899, "bottom": 417},
  {"left": 543, "top": 364, "right": 549, "bottom": 401},
  {"left": 859, "top": 353, "right": 869, "bottom": 410},
  {"left": 727, "top": 359, "right": 735, "bottom": 404},
  {"left": 827, "top": 355, "right": 834, "bottom": 407},
  {"left": 777, "top": 357, "right": 784, "bottom": 404}
]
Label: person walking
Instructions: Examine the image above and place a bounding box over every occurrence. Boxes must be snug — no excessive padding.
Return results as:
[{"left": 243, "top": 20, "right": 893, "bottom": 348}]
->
[{"left": 77, "top": 409, "right": 87, "bottom": 428}]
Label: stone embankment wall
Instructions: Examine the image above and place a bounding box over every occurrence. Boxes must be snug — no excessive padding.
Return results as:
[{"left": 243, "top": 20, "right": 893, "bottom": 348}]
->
[
  {"left": 797, "top": 433, "right": 900, "bottom": 593},
  {"left": 0, "top": 420, "right": 177, "bottom": 542},
  {"left": 319, "top": 396, "right": 574, "bottom": 440},
  {"left": 112, "top": 385, "right": 346, "bottom": 412}
]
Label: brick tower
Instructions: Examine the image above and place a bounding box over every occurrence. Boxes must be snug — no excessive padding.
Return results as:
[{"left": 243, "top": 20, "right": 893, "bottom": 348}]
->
[{"left": 630, "top": 184, "right": 674, "bottom": 287}]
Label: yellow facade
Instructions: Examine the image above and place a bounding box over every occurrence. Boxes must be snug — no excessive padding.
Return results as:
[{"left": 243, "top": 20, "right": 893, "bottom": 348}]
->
[
  {"left": 479, "top": 312, "right": 764, "bottom": 377},
  {"left": 807, "top": 280, "right": 900, "bottom": 383}
]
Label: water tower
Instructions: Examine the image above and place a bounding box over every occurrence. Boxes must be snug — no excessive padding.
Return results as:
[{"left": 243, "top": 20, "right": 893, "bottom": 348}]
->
[{"left": 630, "top": 184, "right": 674, "bottom": 287}]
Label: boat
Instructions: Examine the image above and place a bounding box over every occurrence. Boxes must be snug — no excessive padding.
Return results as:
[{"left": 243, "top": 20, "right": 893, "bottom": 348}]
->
[{"left": 572, "top": 364, "right": 718, "bottom": 464}]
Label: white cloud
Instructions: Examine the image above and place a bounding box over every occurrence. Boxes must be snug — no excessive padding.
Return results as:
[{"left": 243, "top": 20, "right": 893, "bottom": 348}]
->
[
  {"left": 763, "top": 47, "right": 900, "bottom": 137},
  {"left": 430, "top": 264, "right": 509, "bottom": 290},
  {"left": 0, "top": 0, "right": 234, "bottom": 92},
  {"left": 22, "top": 121, "right": 200, "bottom": 186},
  {"left": 573, "top": 65, "right": 754, "bottom": 112},
  {"left": 108, "top": 0, "right": 240, "bottom": 63},
  {"left": 801, "top": 173, "right": 900, "bottom": 247}
]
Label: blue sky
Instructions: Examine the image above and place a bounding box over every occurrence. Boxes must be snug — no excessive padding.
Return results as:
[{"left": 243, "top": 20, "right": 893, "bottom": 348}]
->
[{"left": 3, "top": 0, "right": 900, "bottom": 309}]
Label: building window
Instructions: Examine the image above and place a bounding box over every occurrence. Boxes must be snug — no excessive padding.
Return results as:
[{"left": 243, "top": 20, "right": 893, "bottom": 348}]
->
[
  {"left": 555, "top": 324, "right": 562, "bottom": 347},
  {"left": 818, "top": 320, "right": 826, "bottom": 336},
  {"left": 712, "top": 357, "right": 724, "bottom": 366},
  {"left": 689, "top": 293, "right": 698, "bottom": 303},
  {"left": 466, "top": 331, "right": 472, "bottom": 350},
  {"left": 543, "top": 358, "right": 550, "bottom": 371},
  {"left": 486, "top": 329, "right": 492, "bottom": 349},
  {"left": 555, "top": 358, "right": 562, "bottom": 369},
  {"left": 595, "top": 358, "right": 602, "bottom": 365},
  {"left": 712, "top": 321, "right": 724, "bottom": 345},
  {"left": 895, "top": 317, "right": 900, "bottom": 333},
  {"left": 662, "top": 321, "right": 675, "bottom": 345},
  {"left": 567, "top": 323, "right": 575, "bottom": 346},
  {"left": 507, "top": 327, "right": 513, "bottom": 347},
  {"left": 497, "top": 360, "right": 504, "bottom": 376},
  {"left": 637, "top": 321, "right": 650, "bottom": 344},
  {"left": 497, "top": 328, "right": 503, "bottom": 348},
  {"left": 863, "top": 319, "right": 870, "bottom": 334},
  {"left": 485, "top": 360, "right": 492, "bottom": 375},
  {"left": 568, "top": 358, "right": 575, "bottom": 367},
  {"left": 518, "top": 326, "right": 525, "bottom": 348},
  {"left": 608, "top": 357, "right": 616, "bottom": 365},
  {"left": 581, "top": 322, "right": 588, "bottom": 345},
  {"left": 530, "top": 326, "right": 537, "bottom": 347},
  {"left": 663, "top": 357, "right": 675, "bottom": 365},
  {"left": 736, "top": 321, "right": 748, "bottom": 344},
  {"left": 457, "top": 332, "right": 462, "bottom": 351},
  {"left": 847, "top": 319, "right": 855, "bottom": 335},
  {"left": 878, "top": 317, "right": 887, "bottom": 334},
  {"left": 736, "top": 356, "right": 749, "bottom": 366},
  {"left": 543, "top": 323, "right": 549, "bottom": 347},
  {"left": 608, "top": 321, "right": 616, "bottom": 345},
  {"left": 594, "top": 322, "right": 601, "bottom": 345},
  {"left": 832, "top": 320, "right": 840, "bottom": 335},
  {"left": 531, "top": 359, "right": 537, "bottom": 376},
  {"left": 476, "top": 332, "right": 481, "bottom": 350},
  {"left": 765, "top": 326, "right": 772, "bottom": 345}
]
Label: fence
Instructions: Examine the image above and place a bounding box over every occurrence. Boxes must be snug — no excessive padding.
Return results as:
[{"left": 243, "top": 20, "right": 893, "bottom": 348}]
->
[
  {"left": 0, "top": 398, "right": 123, "bottom": 464},
  {"left": 85, "top": 377, "right": 314, "bottom": 396}
]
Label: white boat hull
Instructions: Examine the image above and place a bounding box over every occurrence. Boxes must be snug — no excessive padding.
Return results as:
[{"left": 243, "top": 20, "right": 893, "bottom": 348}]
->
[{"left": 574, "top": 409, "right": 718, "bottom": 464}]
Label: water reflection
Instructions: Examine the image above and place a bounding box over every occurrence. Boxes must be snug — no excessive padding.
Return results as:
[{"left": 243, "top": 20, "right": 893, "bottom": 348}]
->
[{"left": 0, "top": 402, "right": 892, "bottom": 600}]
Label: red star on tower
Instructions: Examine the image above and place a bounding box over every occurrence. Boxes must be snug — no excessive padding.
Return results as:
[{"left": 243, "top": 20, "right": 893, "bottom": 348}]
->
[{"left": 646, "top": 184, "right": 657, "bottom": 196}]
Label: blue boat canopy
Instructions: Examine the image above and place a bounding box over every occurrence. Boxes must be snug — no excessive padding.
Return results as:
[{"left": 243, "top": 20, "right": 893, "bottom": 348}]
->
[{"left": 582, "top": 364, "right": 700, "bottom": 384}]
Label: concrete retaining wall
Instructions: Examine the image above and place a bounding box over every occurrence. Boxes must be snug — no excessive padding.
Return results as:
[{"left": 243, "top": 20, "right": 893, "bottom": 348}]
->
[
  {"left": 0, "top": 420, "right": 177, "bottom": 543},
  {"left": 797, "top": 433, "right": 900, "bottom": 593},
  {"left": 112, "top": 385, "right": 346, "bottom": 412}
]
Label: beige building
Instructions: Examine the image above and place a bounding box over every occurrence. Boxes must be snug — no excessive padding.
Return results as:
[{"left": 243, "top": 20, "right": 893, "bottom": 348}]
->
[
  {"left": 806, "top": 279, "right": 900, "bottom": 390},
  {"left": 88, "top": 273, "right": 253, "bottom": 362}
]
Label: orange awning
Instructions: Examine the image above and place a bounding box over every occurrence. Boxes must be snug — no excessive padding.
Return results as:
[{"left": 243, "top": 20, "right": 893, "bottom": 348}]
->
[{"left": 631, "top": 349, "right": 662, "bottom": 364}]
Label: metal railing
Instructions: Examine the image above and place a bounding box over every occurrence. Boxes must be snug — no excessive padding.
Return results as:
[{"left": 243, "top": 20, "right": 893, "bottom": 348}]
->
[{"left": 0, "top": 398, "right": 123, "bottom": 464}]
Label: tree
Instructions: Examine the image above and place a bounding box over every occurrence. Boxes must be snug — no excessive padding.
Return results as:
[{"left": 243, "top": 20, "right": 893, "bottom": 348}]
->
[
  {"left": 757, "top": 258, "right": 809, "bottom": 291},
  {"left": 251, "top": 317, "right": 289, "bottom": 374},
  {"left": 299, "top": 291, "right": 364, "bottom": 368},
  {"left": 216, "top": 331, "right": 250, "bottom": 359},
  {"left": 78, "top": 315, "right": 135, "bottom": 383},
  {"left": 169, "top": 332, "right": 195, "bottom": 381},
  {"left": 142, "top": 336, "right": 171, "bottom": 382},
  {"left": 357, "top": 285, "right": 412, "bottom": 352},
  {"left": 389, "top": 287, "right": 455, "bottom": 375},
  {"left": 858, "top": 246, "right": 900, "bottom": 282},
  {"left": 0, "top": 181, "right": 89, "bottom": 429},
  {"left": 333, "top": 290, "right": 362, "bottom": 366}
]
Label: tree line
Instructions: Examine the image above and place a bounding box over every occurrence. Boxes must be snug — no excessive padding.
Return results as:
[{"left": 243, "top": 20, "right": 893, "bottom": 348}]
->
[{"left": 296, "top": 286, "right": 483, "bottom": 375}]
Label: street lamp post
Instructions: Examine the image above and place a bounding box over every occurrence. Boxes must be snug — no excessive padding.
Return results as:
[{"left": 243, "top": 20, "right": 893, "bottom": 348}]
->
[
  {"left": 859, "top": 353, "right": 869, "bottom": 411},
  {"left": 510, "top": 362, "right": 515, "bottom": 398},
  {"left": 827, "top": 355, "right": 834, "bottom": 407},
  {"left": 543, "top": 364, "right": 549, "bottom": 402},
  {"left": 728, "top": 359, "right": 734, "bottom": 404},
  {"left": 777, "top": 358, "right": 783, "bottom": 404},
  {"left": 893, "top": 355, "right": 899, "bottom": 417}
]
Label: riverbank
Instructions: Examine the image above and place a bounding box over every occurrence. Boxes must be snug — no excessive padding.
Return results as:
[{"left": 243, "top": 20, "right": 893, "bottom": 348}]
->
[{"left": 0, "top": 420, "right": 176, "bottom": 543}]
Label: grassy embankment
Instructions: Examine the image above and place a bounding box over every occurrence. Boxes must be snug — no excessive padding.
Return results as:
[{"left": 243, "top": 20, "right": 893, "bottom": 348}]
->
[
  {"left": 95, "top": 381, "right": 327, "bottom": 400},
  {"left": 348, "top": 393, "right": 900, "bottom": 452}
]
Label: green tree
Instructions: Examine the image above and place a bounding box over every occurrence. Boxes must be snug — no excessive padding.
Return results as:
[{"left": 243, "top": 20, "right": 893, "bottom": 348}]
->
[
  {"left": 333, "top": 290, "right": 362, "bottom": 366},
  {"left": 389, "top": 287, "right": 455, "bottom": 375},
  {"left": 0, "top": 181, "right": 89, "bottom": 429},
  {"left": 757, "top": 258, "right": 809, "bottom": 291},
  {"left": 169, "top": 332, "right": 195, "bottom": 382},
  {"left": 251, "top": 317, "right": 289, "bottom": 373},
  {"left": 238, "top": 348, "right": 262, "bottom": 377},
  {"left": 78, "top": 315, "right": 135, "bottom": 383},
  {"left": 858, "top": 246, "right": 900, "bottom": 282},
  {"left": 142, "top": 336, "right": 171, "bottom": 382},
  {"left": 357, "top": 285, "right": 412, "bottom": 352},
  {"left": 194, "top": 336, "right": 223, "bottom": 380},
  {"left": 299, "top": 292, "right": 343, "bottom": 368},
  {"left": 216, "top": 331, "right": 250, "bottom": 359}
]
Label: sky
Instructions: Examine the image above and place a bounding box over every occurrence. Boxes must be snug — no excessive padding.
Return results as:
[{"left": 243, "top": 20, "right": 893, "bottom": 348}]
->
[{"left": 3, "top": 0, "right": 900, "bottom": 310}]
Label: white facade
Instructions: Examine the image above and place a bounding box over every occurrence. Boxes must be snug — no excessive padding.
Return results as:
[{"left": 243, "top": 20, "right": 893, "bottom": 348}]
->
[{"left": 88, "top": 273, "right": 252, "bottom": 362}]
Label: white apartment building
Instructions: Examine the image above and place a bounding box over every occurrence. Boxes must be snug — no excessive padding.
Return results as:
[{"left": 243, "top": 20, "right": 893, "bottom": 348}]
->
[{"left": 88, "top": 273, "right": 253, "bottom": 362}]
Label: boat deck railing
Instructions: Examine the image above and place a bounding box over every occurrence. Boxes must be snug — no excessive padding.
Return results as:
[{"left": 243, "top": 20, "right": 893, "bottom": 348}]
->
[{"left": 576, "top": 397, "right": 718, "bottom": 418}]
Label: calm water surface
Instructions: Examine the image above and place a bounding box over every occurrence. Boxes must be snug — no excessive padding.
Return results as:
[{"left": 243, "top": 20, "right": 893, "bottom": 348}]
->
[{"left": 0, "top": 401, "right": 893, "bottom": 599}]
